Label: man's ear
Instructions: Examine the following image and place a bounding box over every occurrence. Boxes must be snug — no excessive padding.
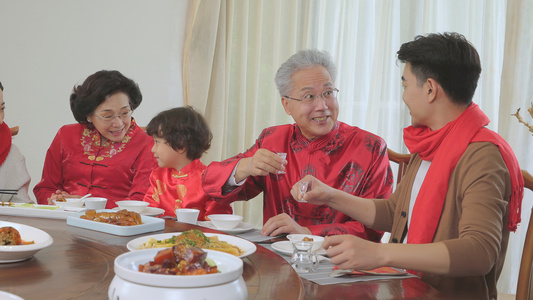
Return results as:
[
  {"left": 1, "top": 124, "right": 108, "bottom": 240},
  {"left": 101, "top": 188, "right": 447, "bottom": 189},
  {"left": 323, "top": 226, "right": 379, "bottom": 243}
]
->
[
  {"left": 281, "top": 97, "right": 291, "bottom": 115},
  {"left": 426, "top": 78, "right": 438, "bottom": 103}
]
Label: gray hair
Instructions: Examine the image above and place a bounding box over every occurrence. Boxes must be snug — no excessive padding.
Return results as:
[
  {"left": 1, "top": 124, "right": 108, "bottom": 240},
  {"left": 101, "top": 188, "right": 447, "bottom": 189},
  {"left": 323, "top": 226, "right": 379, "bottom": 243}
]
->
[{"left": 274, "top": 49, "right": 337, "bottom": 97}]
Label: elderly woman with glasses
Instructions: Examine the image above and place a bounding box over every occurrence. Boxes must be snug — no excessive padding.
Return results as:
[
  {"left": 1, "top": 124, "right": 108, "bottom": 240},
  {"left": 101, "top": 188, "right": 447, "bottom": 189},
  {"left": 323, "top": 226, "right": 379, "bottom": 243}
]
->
[
  {"left": 203, "top": 49, "right": 393, "bottom": 240},
  {"left": 34, "top": 70, "right": 156, "bottom": 208}
]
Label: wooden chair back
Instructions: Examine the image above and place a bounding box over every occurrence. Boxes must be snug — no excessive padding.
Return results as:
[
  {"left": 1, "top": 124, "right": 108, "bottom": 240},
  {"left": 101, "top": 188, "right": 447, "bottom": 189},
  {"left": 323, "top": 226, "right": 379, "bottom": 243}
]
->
[
  {"left": 387, "top": 148, "right": 412, "bottom": 185},
  {"left": 517, "top": 169, "right": 533, "bottom": 300},
  {"left": 10, "top": 126, "right": 19, "bottom": 136}
]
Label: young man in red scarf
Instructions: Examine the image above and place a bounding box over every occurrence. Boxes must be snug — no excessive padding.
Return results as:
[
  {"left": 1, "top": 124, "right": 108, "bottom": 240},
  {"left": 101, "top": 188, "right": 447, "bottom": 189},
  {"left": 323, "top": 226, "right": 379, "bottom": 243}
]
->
[{"left": 292, "top": 32, "right": 524, "bottom": 299}]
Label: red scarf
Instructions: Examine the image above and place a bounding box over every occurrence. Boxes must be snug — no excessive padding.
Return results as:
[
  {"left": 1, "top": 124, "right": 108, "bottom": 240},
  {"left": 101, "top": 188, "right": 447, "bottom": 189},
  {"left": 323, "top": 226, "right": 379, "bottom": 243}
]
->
[
  {"left": 0, "top": 122, "right": 12, "bottom": 166},
  {"left": 404, "top": 103, "right": 524, "bottom": 245}
]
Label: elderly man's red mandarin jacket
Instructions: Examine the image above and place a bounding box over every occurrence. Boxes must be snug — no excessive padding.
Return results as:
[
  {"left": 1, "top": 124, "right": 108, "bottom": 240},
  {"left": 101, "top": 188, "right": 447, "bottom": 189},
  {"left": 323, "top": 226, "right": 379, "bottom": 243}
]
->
[{"left": 203, "top": 121, "right": 393, "bottom": 240}]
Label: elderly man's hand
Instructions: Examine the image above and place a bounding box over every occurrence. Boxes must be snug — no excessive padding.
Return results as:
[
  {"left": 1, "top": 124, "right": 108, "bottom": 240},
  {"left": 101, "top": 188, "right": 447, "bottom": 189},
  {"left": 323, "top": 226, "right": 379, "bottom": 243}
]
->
[
  {"left": 261, "top": 213, "right": 311, "bottom": 236},
  {"left": 235, "top": 148, "right": 287, "bottom": 182}
]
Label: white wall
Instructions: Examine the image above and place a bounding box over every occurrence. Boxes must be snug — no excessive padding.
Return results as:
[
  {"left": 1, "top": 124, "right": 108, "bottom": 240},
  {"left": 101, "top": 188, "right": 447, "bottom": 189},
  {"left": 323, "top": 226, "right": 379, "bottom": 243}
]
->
[{"left": 0, "top": 1, "right": 189, "bottom": 201}]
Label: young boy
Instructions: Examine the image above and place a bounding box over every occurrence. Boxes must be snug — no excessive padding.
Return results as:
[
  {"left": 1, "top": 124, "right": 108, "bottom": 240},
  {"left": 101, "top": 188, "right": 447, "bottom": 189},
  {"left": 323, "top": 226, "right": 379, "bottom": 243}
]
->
[{"left": 143, "top": 106, "right": 232, "bottom": 219}]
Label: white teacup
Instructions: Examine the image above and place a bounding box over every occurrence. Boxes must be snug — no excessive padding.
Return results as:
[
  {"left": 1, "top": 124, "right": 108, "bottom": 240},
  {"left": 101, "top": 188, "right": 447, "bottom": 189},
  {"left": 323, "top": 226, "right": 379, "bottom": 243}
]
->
[
  {"left": 84, "top": 197, "right": 108, "bottom": 210},
  {"left": 175, "top": 208, "right": 200, "bottom": 225}
]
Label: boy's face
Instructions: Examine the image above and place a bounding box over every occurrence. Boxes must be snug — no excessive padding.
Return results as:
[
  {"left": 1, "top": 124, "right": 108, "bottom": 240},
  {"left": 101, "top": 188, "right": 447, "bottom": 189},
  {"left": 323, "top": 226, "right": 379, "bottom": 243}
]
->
[{"left": 151, "top": 137, "right": 190, "bottom": 170}]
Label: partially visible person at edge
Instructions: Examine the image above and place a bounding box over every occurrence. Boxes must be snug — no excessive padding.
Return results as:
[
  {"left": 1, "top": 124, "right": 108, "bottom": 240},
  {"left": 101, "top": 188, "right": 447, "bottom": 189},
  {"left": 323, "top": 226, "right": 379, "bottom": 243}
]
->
[
  {"left": 0, "top": 81, "right": 32, "bottom": 203},
  {"left": 33, "top": 70, "right": 157, "bottom": 208},
  {"left": 202, "top": 49, "right": 393, "bottom": 240},
  {"left": 292, "top": 32, "right": 524, "bottom": 299},
  {"left": 143, "top": 106, "right": 232, "bottom": 219}
]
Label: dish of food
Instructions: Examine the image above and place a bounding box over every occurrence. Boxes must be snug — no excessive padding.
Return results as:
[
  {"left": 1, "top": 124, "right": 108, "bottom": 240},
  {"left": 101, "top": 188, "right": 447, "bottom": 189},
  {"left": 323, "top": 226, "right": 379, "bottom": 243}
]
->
[
  {"left": 138, "top": 245, "right": 218, "bottom": 275},
  {"left": 0, "top": 221, "right": 53, "bottom": 263},
  {"left": 127, "top": 230, "right": 257, "bottom": 258},
  {"left": 112, "top": 206, "right": 165, "bottom": 217},
  {"left": 197, "top": 220, "right": 255, "bottom": 234},
  {"left": 114, "top": 248, "right": 243, "bottom": 288},
  {"left": 0, "top": 226, "right": 34, "bottom": 245},
  {"left": 271, "top": 241, "right": 327, "bottom": 256},
  {"left": 80, "top": 209, "right": 143, "bottom": 226},
  {"left": 53, "top": 198, "right": 84, "bottom": 208},
  {"left": 286, "top": 234, "right": 325, "bottom": 252},
  {"left": 66, "top": 210, "right": 165, "bottom": 236}
]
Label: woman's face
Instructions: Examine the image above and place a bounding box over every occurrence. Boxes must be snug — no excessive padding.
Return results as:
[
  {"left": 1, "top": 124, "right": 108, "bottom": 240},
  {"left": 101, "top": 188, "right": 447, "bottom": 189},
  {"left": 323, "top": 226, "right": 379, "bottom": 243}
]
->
[
  {"left": 281, "top": 65, "right": 338, "bottom": 140},
  {"left": 89, "top": 92, "right": 132, "bottom": 142}
]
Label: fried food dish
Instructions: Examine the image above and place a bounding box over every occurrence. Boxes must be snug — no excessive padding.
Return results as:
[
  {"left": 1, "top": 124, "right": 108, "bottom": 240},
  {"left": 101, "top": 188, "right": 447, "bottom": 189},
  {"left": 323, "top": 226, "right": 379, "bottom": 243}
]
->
[
  {"left": 303, "top": 237, "right": 314, "bottom": 242},
  {"left": 0, "top": 226, "right": 34, "bottom": 245},
  {"left": 138, "top": 229, "right": 243, "bottom": 256},
  {"left": 80, "top": 209, "right": 142, "bottom": 226},
  {"left": 138, "top": 245, "right": 218, "bottom": 275}
]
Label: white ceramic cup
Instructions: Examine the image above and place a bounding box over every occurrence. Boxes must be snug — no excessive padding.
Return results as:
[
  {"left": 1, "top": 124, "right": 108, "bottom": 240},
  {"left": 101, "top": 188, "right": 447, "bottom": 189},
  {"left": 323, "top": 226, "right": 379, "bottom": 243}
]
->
[
  {"left": 84, "top": 197, "right": 108, "bottom": 210},
  {"left": 175, "top": 208, "right": 200, "bottom": 225},
  {"left": 276, "top": 152, "right": 287, "bottom": 174}
]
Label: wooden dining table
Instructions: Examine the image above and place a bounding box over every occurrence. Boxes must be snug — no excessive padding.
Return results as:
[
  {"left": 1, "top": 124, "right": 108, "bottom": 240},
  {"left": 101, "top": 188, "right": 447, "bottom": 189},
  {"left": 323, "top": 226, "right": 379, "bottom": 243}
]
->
[{"left": 0, "top": 215, "right": 448, "bottom": 299}]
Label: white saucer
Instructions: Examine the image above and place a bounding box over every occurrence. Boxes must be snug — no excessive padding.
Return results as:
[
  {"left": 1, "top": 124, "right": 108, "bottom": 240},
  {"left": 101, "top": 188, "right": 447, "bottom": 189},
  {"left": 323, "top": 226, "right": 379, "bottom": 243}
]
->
[
  {"left": 112, "top": 207, "right": 165, "bottom": 217},
  {"left": 197, "top": 221, "right": 255, "bottom": 234},
  {"left": 271, "top": 241, "right": 327, "bottom": 256},
  {"left": 0, "top": 291, "right": 24, "bottom": 300}
]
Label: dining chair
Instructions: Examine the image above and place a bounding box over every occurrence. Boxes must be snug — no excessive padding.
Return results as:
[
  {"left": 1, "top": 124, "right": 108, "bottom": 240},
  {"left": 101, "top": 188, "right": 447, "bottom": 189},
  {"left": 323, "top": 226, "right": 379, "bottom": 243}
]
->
[
  {"left": 10, "top": 126, "right": 19, "bottom": 136},
  {"left": 387, "top": 148, "right": 412, "bottom": 185},
  {"left": 517, "top": 169, "right": 533, "bottom": 300}
]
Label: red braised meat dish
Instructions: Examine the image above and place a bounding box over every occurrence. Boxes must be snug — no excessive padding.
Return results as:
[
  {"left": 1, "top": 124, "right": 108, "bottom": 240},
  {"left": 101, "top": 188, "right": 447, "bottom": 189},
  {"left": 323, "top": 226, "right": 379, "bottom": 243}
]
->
[{"left": 139, "top": 245, "right": 218, "bottom": 275}]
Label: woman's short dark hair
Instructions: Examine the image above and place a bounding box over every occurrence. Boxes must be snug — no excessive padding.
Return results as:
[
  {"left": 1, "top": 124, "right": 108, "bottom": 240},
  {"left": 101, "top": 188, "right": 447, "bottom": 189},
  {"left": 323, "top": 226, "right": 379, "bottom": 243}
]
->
[
  {"left": 70, "top": 70, "right": 142, "bottom": 127},
  {"left": 397, "top": 32, "right": 481, "bottom": 106},
  {"left": 146, "top": 106, "right": 212, "bottom": 161},
  {"left": 0, "top": 81, "right": 3, "bottom": 91}
]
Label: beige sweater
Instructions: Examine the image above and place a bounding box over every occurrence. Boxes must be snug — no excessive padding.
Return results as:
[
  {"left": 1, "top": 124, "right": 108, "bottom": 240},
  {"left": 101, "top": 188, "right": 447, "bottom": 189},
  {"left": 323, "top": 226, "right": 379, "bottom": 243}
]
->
[
  {"left": 373, "top": 142, "right": 512, "bottom": 300},
  {"left": 0, "top": 144, "right": 32, "bottom": 203}
]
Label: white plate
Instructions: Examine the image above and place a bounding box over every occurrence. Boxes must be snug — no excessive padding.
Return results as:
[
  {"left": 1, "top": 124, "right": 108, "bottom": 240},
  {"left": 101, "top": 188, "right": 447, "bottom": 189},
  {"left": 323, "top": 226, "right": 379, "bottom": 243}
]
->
[
  {"left": 112, "top": 207, "right": 165, "bottom": 217},
  {"left": 0, "top": 221, "right": 54, "bottom": 263},
  {"left": 66, "top": 210, "right": 165, "bottom": 236},
  {"left": 0, "top": 203, "right": 84, "bottom": 219},
  {"left": 114, "top": 248, "right": 243, "bottom": 288},
  {"left": 271, "top": 241, "right": 326, "bottom": 256},
  {"left": 0, "top": 291, "right": 24, "bottom": 300},
  {"left": 126, "top": 232, "right": 257, "bottom": 258},
  {"left": 198, "top": 221, "right": 255, "bottom": 234}
]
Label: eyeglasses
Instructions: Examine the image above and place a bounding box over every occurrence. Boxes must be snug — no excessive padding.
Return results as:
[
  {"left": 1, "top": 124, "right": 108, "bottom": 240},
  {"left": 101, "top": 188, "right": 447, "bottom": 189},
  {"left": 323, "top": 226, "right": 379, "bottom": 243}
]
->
[
  {"left": 284, "top": 88, "right": 339, "bottom": 106},
  {"left": 94, "top": 110, "right": 133, "bottom": 124}
]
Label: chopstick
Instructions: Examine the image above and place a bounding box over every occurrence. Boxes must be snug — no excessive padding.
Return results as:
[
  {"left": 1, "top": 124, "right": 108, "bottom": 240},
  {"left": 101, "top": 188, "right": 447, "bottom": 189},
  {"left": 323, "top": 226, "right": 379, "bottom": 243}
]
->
[{"left": 0, "top": 189, "right": 18, "bottom": 195}]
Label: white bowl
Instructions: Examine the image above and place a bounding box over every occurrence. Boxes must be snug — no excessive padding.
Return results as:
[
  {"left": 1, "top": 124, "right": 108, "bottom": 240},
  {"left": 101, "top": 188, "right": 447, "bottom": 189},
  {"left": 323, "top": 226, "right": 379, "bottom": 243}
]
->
[
  {"left": 0, "top": 221, "right": 54, "bottom": 263},
  {"left": 286, "top": 234, "right": 325, "bottom": 252},
  {"left": 115, "top": 200, "right": 149, "bottom": 213},
  {"left": 84, "top": 197, "right": 108, "bottom": 209},
  {"left": 53, "top": 198, "right": 84, "bottom": 208},
  {"left": 208, "top": 214, "right": 243, "bottom": 230},
  {"left": 113, "top": 248, "right": 243, "bottom": 288}
]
